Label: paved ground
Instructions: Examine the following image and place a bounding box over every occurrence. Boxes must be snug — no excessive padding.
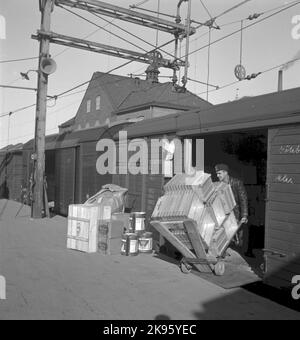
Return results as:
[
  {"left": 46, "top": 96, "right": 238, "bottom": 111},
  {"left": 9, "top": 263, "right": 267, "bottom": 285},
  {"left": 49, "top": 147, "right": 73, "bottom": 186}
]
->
[{"left": 0, "top": 199, "right": 299, "bottom": 320}]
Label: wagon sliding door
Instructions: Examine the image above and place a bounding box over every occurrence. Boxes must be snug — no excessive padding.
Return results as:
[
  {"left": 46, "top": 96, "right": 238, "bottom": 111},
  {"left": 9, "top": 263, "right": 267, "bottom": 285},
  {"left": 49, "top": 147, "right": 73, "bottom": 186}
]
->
[
  {"left": 55, "top": 148, "right": 76, "bottom": 216},
  {"left": 264, "top": 126, "right": 300, "bottom": 289}
]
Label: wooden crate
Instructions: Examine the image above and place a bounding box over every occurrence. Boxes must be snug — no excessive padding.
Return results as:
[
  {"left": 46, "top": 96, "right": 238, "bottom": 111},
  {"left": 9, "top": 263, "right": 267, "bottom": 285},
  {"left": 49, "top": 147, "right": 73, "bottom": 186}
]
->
[
  {"left": 98, "top": 236, "right": 122, "bottom": 255},
  {"left": 67, "top": 204, "right": 99, "bottom": 253},
  {"left": 97, "top": 215, "right": 129, "bottom": 255},
  {"left": 207, "top": 193, "right": 227, "bottom": 227},
  {"left": 214, "top": 182, "right": 236, "bottom": 215},
  {"left": 111, "top": 212, "right": 131, "bottom": 235}
]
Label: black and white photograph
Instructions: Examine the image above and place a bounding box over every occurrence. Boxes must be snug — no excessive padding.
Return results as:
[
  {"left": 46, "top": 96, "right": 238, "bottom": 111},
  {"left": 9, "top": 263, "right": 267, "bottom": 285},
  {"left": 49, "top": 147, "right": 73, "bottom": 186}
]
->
[{"left": 0, "top": 0, "right": 300, "bottom": 323}]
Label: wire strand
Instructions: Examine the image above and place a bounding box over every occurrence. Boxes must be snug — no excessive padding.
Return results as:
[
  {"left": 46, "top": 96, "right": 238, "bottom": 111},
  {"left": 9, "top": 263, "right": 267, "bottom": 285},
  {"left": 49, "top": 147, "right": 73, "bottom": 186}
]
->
[
  {"left": 188, "top": 1, "right": 300, "bottom": 58},
  {"left": 0, "top": 56, "right": 39, "bottom": 64}
]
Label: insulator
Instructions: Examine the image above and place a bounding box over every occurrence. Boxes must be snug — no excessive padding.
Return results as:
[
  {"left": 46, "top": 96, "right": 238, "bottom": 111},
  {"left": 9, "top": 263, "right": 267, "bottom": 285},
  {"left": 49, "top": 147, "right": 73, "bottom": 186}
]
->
[{"left": 248, "top": 13, "right": 261, "bottom": 20}]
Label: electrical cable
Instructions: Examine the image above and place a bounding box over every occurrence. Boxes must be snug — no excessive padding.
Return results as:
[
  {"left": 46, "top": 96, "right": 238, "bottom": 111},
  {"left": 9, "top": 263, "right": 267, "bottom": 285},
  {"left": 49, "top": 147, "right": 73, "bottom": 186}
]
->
[
  {"left": 0, "top": 56, "right": 38, "bottom": 64},
  {"left": 187, "top": 0, "right": 300, "bottom": 48},
  {"left": 200, "top": 0, "right": 214, "bottom": 20},
  {"left": 0, "top": 37, "right": 176, "bottom": 118},
  {"left": 2, "top": 1, "right": 300, "bottom": 120},
  {"left": 206, "top": 28, "right": 211, "bottom": 101},
  {"left": 188, "top": 1, "right": 300, "bottom": 58},
  {"left": 197, "top": 55, "right": 300, "bottom": 96},
  {"left": 55, "top": 38, "right": 176, "bottom": 98},
  {"left": 62, "top": 3, "right": 185, "bottom": 64},
  {"left": 58, "top": 5, "right": 150, "bottom": 54},
  {"left": 156, "top": 0, "right": 160, "bottom": 48},
  {"left": 130, "top": 0, "right": 151, "bottom": 8}
]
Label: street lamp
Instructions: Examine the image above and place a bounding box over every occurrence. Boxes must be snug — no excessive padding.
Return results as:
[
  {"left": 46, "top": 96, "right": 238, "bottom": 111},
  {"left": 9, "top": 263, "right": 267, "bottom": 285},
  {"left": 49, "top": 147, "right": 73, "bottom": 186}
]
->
[{"left": 20, "top": 69, "right": 39, "bottom": 81}]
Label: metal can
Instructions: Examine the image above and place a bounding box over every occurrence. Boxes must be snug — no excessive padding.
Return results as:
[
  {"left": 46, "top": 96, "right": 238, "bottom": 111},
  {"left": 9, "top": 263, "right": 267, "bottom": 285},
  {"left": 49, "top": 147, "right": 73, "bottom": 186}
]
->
[
  {"left": 138, "top": 232, "right": 153, "bottom": 254},
  {"left": 130, "top": 212, "right": 146, "bottom": 232},
  {"left": 121, "top": 233, "right": 139, "bottom": 256}
]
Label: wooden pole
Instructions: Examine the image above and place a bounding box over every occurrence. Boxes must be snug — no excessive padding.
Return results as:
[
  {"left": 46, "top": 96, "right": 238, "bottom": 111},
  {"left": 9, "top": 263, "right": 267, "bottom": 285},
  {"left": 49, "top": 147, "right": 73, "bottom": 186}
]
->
[{"left": 31, "top": 0, "right": 54, "bottom": 219}]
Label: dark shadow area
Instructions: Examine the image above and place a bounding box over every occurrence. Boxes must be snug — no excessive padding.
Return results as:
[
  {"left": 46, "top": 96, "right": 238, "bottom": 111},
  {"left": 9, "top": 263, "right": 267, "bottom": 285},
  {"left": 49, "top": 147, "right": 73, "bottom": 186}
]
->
[
  {"left": 154, "top": 250, "right": 300, "bottom": 315},
  {"left": 191, "top": 284, "right": 299, "bottom": 320},
  {"left": 154, "top": 314, "right": 171, "bottom": 320},
  {"left": 243, "top": 281, "right": 300, "bottom": 313},
  {"left": 0, "top": 153, "right": 12, "bottom": 200},
  {"left": 0, "top": 180, "right": 9, "bottom": 200}
]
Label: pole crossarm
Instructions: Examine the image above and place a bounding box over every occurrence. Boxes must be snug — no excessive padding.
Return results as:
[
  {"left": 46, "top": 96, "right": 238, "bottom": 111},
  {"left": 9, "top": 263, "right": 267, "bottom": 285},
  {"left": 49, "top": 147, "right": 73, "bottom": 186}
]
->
[
  {"left": 55, "top": 0, "right": 196, "bottom": 36},
  {"left": 32, "top": 30, "right": 184, "bottom": 69},
  {"left": 0, "top": 85, "right": 38, "bottom": 91}
]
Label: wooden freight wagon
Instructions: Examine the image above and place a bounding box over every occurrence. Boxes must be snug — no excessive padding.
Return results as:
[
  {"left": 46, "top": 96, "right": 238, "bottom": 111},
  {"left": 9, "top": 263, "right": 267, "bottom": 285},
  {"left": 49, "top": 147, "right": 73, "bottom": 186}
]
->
[
  {"left": 0, "top": 144, "right": 24, "bottom": 201},
  {"left": 114, "top": 86, "right": 300, "bottom": 291},
  {"left": 264, "top": 126, "right": 300, "bottom": 289},
  {"left": 22, "top": 134, "right": 59, "bottom": 206},
  {"left": 53, "top": 123, "right": 131, "bottom": 216}
]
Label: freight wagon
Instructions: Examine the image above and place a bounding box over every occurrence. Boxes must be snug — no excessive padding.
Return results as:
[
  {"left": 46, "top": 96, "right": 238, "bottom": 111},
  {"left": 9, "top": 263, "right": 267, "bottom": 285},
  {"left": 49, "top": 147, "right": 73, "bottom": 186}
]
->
[
  {"left": 112, "top": 86, "right": 300, "bottom": 292},
  {"left": 0, "top": 144, "right": 25, "bottom": 202},
  {"left": 5, "top": 123, "right": 131, "bottom": 216}
]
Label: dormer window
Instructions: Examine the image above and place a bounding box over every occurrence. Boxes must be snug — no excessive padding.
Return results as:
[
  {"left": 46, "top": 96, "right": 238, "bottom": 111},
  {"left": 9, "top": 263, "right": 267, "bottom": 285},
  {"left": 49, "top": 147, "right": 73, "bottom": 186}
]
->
[
  {"left": 96, "top": 96, "right": 101, "bottom": 110},
  {"left": 86, "top": 99, "right": 91, "bottom": 113}
]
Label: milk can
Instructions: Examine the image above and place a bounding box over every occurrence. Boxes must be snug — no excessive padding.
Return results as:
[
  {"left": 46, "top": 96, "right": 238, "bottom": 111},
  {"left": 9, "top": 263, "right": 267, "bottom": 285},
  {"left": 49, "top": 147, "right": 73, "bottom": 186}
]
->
[{"left": 121, "top": 232, "right": 139, "bottom": 256}]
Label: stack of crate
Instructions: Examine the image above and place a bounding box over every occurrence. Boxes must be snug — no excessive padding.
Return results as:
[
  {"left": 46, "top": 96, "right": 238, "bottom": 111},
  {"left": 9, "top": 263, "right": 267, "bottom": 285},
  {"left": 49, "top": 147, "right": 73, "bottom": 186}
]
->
[
  {"left": 67, "top": 204, "right": 99, "bottom": 253},
  {"left": 98, "top": 213, "right": 131, "bottom": 255},
  {"left": 151, "top": 171, "right": 239, "bottom": 259},
  {"left": 67, "top": 203, "right": 130, "bottom": 254}
]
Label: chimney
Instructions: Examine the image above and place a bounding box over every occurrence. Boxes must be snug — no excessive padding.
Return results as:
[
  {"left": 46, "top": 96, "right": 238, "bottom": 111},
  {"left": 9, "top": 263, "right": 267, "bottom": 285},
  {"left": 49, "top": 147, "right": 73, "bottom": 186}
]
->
[
  {"left": 278, "top": 70, "right": 283, "bottom": 92},
  {"left": 145, "top": 64, "right": 160, "bottom": 84}
]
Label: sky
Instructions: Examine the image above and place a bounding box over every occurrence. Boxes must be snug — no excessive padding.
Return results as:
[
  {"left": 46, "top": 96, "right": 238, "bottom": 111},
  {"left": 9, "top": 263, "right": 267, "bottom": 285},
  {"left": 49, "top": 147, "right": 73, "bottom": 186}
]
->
[{"left": 0, "top": 0, "right": 300, "bottom": 149}]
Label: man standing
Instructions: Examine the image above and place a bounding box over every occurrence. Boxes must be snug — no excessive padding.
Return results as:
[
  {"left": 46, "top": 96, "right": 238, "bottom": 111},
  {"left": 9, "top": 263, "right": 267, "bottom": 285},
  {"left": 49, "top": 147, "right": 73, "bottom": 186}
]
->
[{"left": 215, "top": 164, "right": 248, "bottom": 248}]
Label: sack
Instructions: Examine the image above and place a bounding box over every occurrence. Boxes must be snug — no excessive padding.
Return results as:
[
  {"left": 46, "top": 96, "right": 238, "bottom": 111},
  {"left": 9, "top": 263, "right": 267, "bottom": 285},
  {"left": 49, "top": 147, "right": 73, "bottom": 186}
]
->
[{"left": 85, "top": 184, "right": 128, "bottom": 220}]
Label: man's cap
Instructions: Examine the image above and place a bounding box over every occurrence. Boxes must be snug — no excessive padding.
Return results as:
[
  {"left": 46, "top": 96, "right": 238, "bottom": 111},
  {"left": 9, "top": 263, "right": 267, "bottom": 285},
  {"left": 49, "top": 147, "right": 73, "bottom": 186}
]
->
[{"left": 215, "top": 163, "right": 229, "bottom": 173}]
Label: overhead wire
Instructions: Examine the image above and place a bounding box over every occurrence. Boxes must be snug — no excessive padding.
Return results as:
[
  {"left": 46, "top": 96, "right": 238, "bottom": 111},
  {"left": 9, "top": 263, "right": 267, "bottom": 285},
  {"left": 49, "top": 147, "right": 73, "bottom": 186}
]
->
[
  {"left": 197, "top": 55, "right": 300, "bottom": 96},
  {"left": 206, "top": 27, "right": 212, "bottom": 101},
  {"left": 63, "top": 3, "right": 185, "bottom": 64},
  {"left": 187, "top": 0, "right": 300, "bottom": 48},
  {"left": 58, "top": 5, "right": 150, "bottom": 55},
  {"left": 2, "top": 0, "right": 300, "bottom": 120},
  {"left": 188, "top": 1, "right": 300, "bottom": 58},
  {"left": 0, "top": 56, "right": 39, "bottom": 64},
  {"left": 0, "top": 37, "right": 177, "bottom": 118},
  {"left": 155, "top": 0, "right": 160, "bottom": 48}
]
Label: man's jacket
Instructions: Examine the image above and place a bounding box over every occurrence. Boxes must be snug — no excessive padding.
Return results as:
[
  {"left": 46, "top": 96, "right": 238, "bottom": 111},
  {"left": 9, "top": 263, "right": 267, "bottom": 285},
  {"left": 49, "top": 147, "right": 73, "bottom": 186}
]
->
[{"left": 229, "top": 177, "right": 248, "bottom": 221}]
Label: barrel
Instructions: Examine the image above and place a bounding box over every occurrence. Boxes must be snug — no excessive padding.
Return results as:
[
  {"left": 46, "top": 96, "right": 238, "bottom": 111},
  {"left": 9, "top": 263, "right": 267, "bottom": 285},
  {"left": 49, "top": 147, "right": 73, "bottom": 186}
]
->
[
  {"left": 138, "top": 232, "right": 153, "bottom": 254},
  {"left": 121, "top": 233, "right": 139, "bottom": 256},
  {"left": 130, "top": 212, "right": 146, "bottom": 233}
]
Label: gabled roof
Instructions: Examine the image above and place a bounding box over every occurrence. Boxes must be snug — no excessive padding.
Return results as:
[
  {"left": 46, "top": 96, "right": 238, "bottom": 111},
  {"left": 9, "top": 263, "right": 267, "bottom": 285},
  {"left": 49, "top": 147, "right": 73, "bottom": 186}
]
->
[
  {"left": 118, "top": 86, "right": 300, "bottom": 139},
  {"left": 91, "top": 72, "right": 213, "bottom": 113},
  {"left": 22, "top": 123, "right": 132, "bottom": 150},
  {"left": 114, "top": 81, "right": 213, "bottom": 114},
  {"left": 60, "top": 72, "right": 212, "bottom": 128}
]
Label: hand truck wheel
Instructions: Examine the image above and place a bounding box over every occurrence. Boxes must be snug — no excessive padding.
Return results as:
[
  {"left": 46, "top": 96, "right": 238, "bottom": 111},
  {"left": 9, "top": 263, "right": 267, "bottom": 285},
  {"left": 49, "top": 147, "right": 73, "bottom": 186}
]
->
[
  {"left": 180, "top": 261, "right": 192, "bottom": 274},
  {"left": 213, "top": 261, "right": 225, "bottom": 276}
]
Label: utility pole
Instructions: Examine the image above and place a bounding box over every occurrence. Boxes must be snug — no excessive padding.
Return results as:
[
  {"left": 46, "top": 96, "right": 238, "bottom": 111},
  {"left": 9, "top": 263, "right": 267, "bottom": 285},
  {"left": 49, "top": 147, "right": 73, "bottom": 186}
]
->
[
  {"left": 32, "top": 0, "right": 54, "bottom": 218},
  {"left": 182, "top": 0, "right": 192, "bottom": 88}
]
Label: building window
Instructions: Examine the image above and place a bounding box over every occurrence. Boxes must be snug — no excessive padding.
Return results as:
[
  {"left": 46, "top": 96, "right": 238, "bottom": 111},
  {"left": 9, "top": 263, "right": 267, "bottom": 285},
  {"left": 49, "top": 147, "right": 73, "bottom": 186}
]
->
[
  {"left": 86, "top": 99, "right": 91, "bottom": 113},
  {"left": 96, "top": 96, "right": 101, "bottom": 110}
]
